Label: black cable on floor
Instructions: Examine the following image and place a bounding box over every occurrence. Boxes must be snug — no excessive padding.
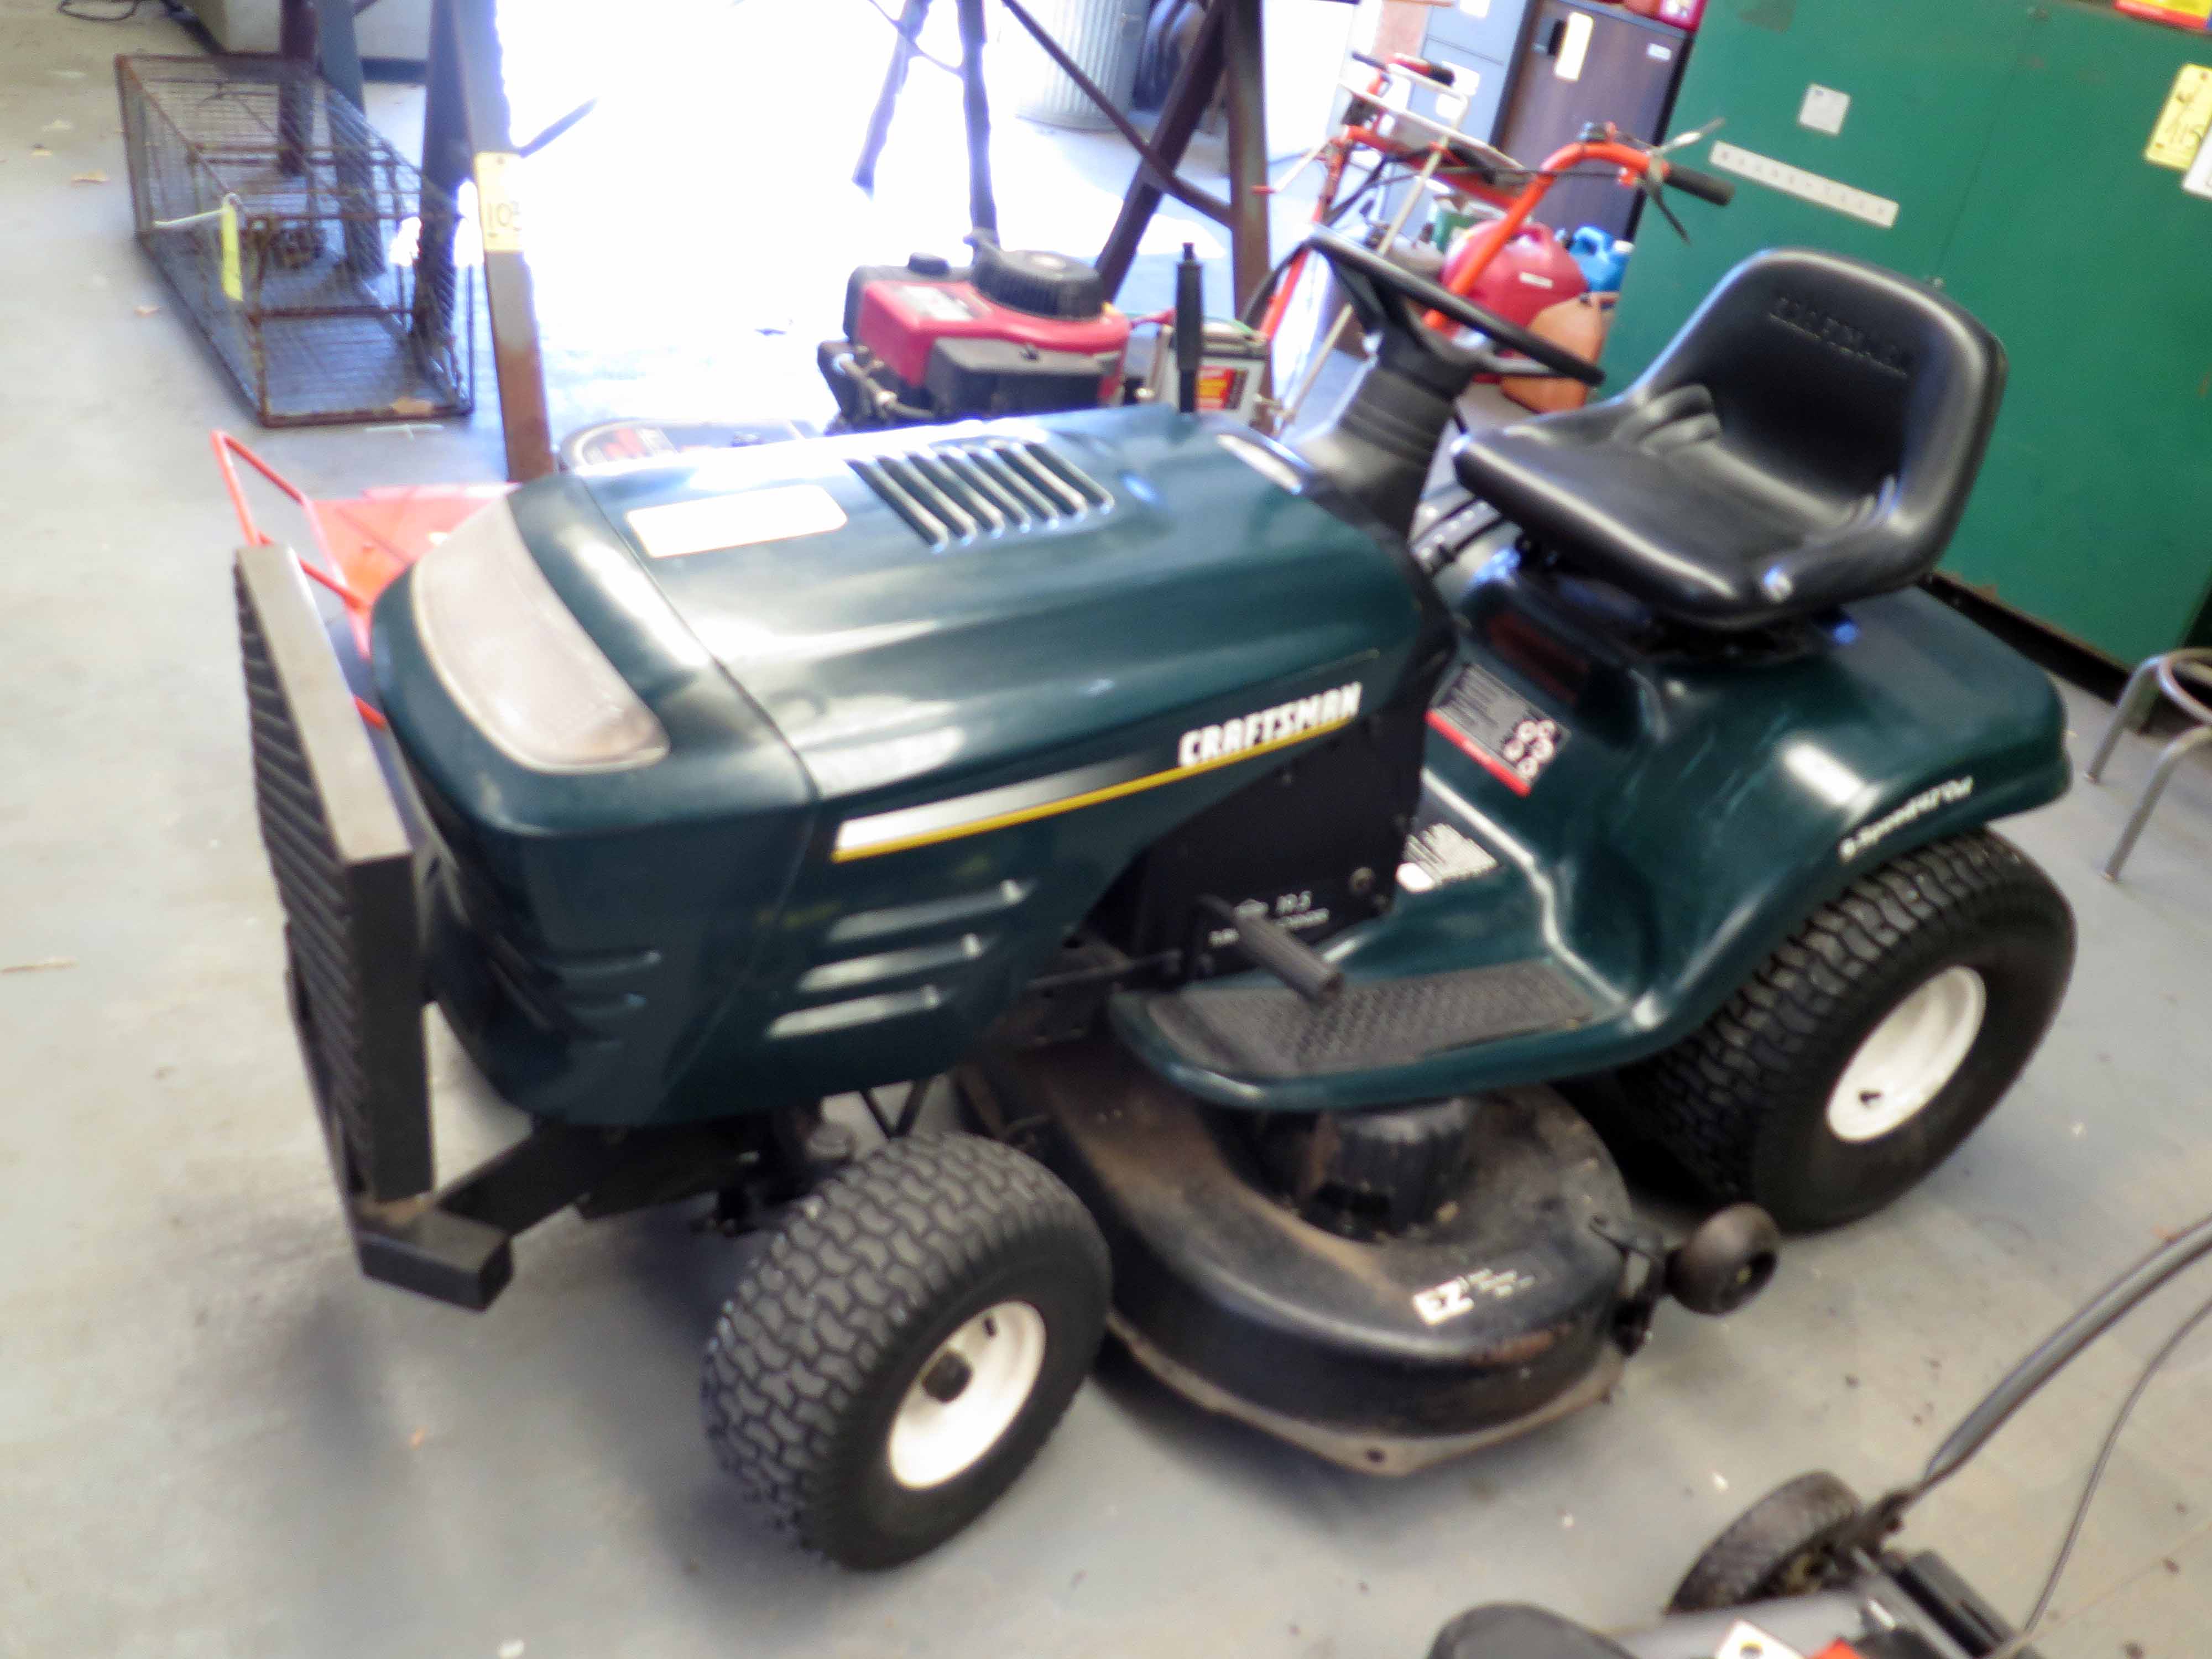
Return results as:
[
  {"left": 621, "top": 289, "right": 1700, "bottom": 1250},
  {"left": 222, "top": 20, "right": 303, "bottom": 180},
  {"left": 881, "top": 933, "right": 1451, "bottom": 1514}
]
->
[{"left": 2018, "top": 1288, "right": 2212, "bottom": 1637}]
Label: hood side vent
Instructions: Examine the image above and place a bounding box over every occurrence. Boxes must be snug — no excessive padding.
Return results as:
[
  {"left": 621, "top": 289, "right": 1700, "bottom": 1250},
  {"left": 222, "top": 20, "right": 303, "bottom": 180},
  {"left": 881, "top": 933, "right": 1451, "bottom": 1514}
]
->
[{"left": 852, "top": 437, "right": 1112, "bottom": 551}]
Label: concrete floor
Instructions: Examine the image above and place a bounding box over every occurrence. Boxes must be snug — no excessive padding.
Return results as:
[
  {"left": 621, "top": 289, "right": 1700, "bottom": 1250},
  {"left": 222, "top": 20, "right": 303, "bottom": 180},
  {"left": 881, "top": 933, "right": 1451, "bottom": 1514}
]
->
[{"left": 5, "top": 2, "right": 2212, "bottom": 1656}]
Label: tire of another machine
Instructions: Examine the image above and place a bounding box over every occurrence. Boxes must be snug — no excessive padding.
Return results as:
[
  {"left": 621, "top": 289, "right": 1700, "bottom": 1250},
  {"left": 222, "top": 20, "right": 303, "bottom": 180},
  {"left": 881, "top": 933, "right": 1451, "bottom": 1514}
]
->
[
  {"left": 1622, "top": 831, "right": 2074, "bottom": 1232},
  {"left": 702, "top": 1132, "right": 1110, "bottom": 1569},
  {"left": 1668, "top": 1472, "right": 1863, "bottom": 1612}
]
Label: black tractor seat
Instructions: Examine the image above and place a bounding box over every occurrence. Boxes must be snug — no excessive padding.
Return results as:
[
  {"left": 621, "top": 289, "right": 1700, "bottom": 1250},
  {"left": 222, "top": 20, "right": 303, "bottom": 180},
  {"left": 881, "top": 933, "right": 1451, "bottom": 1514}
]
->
[
  {"left": 1427, "top": 1604, "right": 1634, "bottom": 1659},
  {"left": 1455, "top": 248, "right": 2005, "bottom": 632}
]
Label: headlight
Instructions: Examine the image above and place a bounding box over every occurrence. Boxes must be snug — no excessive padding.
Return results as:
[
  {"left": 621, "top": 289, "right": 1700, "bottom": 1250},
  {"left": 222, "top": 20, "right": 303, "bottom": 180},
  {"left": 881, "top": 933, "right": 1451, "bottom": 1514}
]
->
[{"left": 410, "top": 499, "right": 670, "bottom": 772}]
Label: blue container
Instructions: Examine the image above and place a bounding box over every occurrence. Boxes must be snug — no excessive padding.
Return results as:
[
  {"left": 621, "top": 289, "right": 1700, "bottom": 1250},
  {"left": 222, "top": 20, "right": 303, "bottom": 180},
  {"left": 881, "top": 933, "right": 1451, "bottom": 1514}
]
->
[{"left": 1568, "top": 227, "right": 1632, "bottom": 294}]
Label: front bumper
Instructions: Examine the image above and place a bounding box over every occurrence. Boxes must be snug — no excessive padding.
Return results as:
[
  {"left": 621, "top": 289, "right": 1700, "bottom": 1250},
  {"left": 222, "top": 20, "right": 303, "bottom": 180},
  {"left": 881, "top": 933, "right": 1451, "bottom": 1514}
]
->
[
  {"left": 238, "top": 544, "right": 494, "bottom": 1300},
  {"left": 237, "top": 544, "right": 750, "bottom": 1308}
]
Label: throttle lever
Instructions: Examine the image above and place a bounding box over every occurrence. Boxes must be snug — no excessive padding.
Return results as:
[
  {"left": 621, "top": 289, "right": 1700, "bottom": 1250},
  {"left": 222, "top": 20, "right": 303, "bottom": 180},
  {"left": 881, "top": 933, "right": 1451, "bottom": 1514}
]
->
[{"left": 1198, "top": 897, "right": 1344, "bottom": 1005}]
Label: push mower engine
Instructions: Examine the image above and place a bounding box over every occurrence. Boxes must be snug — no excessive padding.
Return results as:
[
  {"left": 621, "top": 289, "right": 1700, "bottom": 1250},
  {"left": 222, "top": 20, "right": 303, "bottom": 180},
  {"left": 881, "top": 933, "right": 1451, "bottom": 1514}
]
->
[{"left": 820, "top": 237, "right": 1132, "bottom": 428}]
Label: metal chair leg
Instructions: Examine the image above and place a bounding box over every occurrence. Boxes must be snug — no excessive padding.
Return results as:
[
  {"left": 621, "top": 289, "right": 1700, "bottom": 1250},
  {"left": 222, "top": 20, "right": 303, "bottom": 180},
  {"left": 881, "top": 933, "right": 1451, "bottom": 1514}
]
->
[
  {"left": 2103, "top": 724, "right": 2212, "bottom": 880},
  {"left": 2085, "top": 656, "right": 2164, "bottom": 783}
]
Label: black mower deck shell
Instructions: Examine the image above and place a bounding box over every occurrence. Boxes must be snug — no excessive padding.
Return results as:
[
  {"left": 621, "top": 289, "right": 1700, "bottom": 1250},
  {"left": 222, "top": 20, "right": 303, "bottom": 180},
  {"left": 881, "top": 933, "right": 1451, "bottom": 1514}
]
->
[{"left": 973, "top": 1038, "right": 1636, "bottom": 1457}]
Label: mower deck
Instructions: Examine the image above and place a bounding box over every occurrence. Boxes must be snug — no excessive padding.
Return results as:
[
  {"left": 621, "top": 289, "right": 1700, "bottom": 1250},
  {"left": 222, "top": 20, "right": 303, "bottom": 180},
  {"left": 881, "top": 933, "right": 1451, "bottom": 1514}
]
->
[{"left": 963, "top": 1039, "right": 1639, "bottom": 1473}]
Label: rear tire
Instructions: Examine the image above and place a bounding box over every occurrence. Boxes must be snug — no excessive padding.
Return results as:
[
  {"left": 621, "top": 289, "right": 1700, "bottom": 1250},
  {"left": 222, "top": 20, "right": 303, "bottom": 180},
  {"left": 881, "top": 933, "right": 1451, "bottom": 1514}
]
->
[
  {"left": 1668, "top": 1472, "right": 1863, "bottom": 1611},
  {"left": 1621, "top": 831, "right": 2072, "bottom": 1230},
  {"left": 702, "top": 1133, "right": 1109, "bottom": 1569}
]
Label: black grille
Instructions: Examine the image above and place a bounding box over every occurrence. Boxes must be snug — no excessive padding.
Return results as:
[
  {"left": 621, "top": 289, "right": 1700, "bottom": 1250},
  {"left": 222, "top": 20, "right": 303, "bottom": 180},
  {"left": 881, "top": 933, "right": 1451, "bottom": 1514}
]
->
[
  {"left": 851, "top": 436, "right": 1112, "bottom": 550},
  {"left": 236, "top": 548, "right": 430, "bottom": 1201}
]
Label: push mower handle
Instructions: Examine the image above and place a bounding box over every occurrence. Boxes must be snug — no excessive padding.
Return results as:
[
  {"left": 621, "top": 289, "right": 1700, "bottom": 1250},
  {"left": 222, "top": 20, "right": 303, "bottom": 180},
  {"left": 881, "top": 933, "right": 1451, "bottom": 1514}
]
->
[
  {"left": 1843, "top": 1206, "right": 2212, "bottom": 1554},
  {"left": 1662, "top": 160, "right": 1735, "bottom": 207},
  {"left": 1349, "top": 49, "right": 1455, "bottom": 87},
  {"left": 1307, "top": 228, "right": 1605, "bottom": 388}
]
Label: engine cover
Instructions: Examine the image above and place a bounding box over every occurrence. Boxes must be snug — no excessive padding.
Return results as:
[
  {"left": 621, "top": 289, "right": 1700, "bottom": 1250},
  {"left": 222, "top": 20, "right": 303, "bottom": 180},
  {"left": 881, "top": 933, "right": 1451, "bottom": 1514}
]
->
[{"left": 833, "top": 249, "right": 1131, "bottom": 424}]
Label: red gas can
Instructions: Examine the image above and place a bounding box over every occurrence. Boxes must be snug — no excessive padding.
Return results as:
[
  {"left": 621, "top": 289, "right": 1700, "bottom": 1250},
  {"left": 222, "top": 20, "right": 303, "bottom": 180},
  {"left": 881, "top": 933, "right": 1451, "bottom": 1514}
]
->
[{"left": 1444, "top": 222, "right": 1589, "bottom": 332}]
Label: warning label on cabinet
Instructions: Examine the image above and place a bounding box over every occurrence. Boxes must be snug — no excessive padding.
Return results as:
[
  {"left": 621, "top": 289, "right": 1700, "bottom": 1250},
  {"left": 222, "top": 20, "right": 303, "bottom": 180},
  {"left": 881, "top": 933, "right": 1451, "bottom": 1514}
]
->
[{"left": 1427, "top": 664, "right": 1567, "bottom": 797}]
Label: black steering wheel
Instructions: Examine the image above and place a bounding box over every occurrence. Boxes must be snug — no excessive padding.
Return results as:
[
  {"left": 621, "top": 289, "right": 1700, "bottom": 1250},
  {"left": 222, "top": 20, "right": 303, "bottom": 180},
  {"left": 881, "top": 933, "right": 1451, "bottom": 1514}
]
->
[{"left": 1306, "top": 227, "right": 1606, "bottom": 389}]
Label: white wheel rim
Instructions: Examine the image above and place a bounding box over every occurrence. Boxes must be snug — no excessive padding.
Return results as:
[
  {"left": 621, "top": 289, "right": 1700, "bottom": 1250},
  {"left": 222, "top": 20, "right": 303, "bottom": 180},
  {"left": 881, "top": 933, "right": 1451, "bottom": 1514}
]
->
[
  {"left": 1825, "top": 966, "right": 1987, "bottom": 1142},
  {"left": 886, "top": 1301, "right": 1048, "bottom": 1490}
]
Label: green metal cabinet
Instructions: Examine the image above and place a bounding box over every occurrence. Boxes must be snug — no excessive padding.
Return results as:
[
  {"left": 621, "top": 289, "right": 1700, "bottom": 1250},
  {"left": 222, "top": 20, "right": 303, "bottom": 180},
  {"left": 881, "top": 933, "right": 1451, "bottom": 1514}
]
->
[{"left": 1604, "top": 0, "right": 2212, "bottom": 666}]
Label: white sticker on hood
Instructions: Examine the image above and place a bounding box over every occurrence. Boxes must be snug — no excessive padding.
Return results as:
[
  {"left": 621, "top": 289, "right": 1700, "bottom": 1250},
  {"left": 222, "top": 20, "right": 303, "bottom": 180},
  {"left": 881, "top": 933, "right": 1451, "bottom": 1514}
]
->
[{"left": 628, "top": 483, "right": 847, "bottom": 559}]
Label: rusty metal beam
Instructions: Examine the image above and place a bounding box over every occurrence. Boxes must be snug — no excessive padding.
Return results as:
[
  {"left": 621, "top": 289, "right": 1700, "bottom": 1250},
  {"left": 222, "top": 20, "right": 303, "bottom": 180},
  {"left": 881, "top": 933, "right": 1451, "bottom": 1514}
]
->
[
  {"left": 1093, "top": 0, "right": 1230, "bottom": 298},
  {"left": 424, "top": 0, "right": 554, "bottom": 483}
]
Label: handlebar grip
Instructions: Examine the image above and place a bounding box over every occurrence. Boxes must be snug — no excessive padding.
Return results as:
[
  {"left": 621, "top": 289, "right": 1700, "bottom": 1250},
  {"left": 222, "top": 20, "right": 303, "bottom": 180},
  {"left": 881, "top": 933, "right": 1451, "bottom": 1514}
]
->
[
  {"left": 1666, "top": 163, "right": 1735, "bottom": 207},
  {"left": 1348, "top": 49, "right": 1454, "bottom": 86}
]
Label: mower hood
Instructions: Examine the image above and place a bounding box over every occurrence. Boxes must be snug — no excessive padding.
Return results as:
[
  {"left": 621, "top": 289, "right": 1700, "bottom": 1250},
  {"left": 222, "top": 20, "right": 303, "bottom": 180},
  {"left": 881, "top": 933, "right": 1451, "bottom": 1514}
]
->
[{"left": 576, "top": 406, "right": 1427, "bottom": 807}]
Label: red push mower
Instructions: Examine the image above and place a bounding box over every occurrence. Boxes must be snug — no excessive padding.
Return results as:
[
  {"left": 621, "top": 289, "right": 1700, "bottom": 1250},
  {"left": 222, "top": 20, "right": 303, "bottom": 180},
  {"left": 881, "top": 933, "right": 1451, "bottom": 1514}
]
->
[
  {"left": 1426, "top": 1211, "right": 2212, "bottom": 1659},
  {"left": 1247, "top": 49, "right": 1731, "bottom": 431}
]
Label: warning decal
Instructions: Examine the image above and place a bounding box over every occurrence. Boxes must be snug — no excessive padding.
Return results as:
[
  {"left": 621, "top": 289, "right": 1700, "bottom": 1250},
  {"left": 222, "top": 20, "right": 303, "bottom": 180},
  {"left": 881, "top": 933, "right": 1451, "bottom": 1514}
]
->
[
  {"left": 1427, "top": 664, "right": 1567, "bottom": 797},
  {"left": 1399, "top": 778, "right": 1500, "bottom": 893}
]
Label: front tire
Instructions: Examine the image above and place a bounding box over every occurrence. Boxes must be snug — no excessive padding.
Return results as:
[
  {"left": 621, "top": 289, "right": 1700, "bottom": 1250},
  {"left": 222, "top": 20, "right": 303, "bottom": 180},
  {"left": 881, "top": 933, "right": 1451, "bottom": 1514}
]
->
[
  {"left": 702, "top": 1133, "right": 1110, "bottom": 1569},
  {"left": 1623, "top": 831, "right": 2073, "bottom": 1231}
]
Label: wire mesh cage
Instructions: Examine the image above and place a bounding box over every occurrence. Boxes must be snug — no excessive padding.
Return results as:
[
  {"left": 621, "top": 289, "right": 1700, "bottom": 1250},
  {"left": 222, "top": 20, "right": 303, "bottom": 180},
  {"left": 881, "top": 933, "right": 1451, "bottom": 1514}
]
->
[{"left": 118, "top": 55, "right": 474, "bottom": 427}]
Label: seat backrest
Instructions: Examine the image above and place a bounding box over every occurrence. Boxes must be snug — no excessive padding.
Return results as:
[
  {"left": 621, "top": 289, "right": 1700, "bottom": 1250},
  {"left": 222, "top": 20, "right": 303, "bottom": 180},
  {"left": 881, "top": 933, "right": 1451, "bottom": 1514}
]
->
[{"left": 1634, "top": 248, "right": 2006, "bottom": 596}]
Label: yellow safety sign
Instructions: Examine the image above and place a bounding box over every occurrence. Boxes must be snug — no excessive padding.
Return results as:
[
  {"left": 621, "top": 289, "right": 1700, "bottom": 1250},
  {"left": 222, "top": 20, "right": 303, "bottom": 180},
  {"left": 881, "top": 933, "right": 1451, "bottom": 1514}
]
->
[{"left": 2147, "top": 63, "right": 2212, "bottom": 170}]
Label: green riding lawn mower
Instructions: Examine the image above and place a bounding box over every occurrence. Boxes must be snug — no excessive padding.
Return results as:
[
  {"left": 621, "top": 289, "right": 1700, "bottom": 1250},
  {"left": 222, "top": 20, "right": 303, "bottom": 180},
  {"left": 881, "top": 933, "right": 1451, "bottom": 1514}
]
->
[{"left": 235, "top": 228, "right": 2074, "bottom": 1568}]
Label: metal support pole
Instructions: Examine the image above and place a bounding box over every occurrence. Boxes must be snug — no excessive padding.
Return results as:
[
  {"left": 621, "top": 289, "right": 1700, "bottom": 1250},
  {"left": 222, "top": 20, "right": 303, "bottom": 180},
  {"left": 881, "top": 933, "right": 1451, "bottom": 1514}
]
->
[
  {"left": 427, "top": 0, "right": 555, "bottom": 483},
  {"left": 2102, "top": 726, "right": 2212, "bottom": 880},
  {"left": 313, "top": 0, "right": 384, "bottom": 275},
  {"left": 1000, "top": 0, "right": 1230, "bottom": 222},
  {"left": 412, "top": 0, "right": 465, "bottom": 351},
  {"left": 955, "top": 0, "right": 999, "bottom": 236},
  {"left": 1094, "top": 0, "right": 1230, "bottom": 297},
  {"left": 854, "top": 0, "right": 932, "bottom": 195},
  {"left": 314, "top": 0, "right": 367, "bottom": 112},
  {"left": 2084, "top": 656, "right": 2164, "bottom": 782},
  {"left": 276, "top": 0, "right": 316, "bottom": 176},
  {"left": 1218, "top": 0, "right": 1271, "bottom": 317}
]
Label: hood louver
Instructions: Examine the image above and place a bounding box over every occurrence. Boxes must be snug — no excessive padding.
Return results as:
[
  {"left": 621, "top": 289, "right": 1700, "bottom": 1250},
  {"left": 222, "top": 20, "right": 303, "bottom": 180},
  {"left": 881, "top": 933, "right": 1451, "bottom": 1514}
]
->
[{"left": 851, "top": 437, "right": 1112, "bottom": 551}]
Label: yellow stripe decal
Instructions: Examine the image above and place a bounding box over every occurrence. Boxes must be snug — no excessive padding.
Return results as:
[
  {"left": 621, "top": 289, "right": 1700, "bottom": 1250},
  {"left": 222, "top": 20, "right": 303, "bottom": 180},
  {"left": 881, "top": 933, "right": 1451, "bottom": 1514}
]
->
[{"left": 830, "top": 713, "right": 1357, "bottom": 863}]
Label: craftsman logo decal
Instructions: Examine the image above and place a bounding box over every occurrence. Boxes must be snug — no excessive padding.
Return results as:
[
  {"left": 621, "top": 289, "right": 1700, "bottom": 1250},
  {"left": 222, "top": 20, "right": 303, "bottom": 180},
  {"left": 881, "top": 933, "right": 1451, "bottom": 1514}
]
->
[
  {"left": 832, "top": 677, "right": 1369, "bottom": 861},
  {"left": 1399, "top": 773, "right": 1500, "bottom": 893},
  {"left": 1427, "top": 664, "right": 1567, "bottom": 796},
  {"left": 1839, "top": 776, "right": 1973, "bottom": 862},
  {"left": 1413, "top": 1265, "right": 1540, "bottom": 1326},
  {"left": 1177, "top": 682, "right": 1360, "bottom": 769}
]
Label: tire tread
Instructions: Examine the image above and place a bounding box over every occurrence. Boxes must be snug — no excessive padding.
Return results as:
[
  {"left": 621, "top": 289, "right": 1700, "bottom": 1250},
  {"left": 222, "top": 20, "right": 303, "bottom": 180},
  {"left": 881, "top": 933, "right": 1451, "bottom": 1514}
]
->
[
  {"left": 1626, "top": 831, "right": 2071, "bottom": 1223},
  {"left": 701, "top": 1132, "right": 1107, "bottom": 1562}
]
